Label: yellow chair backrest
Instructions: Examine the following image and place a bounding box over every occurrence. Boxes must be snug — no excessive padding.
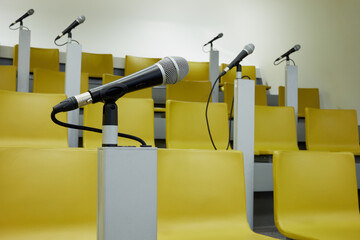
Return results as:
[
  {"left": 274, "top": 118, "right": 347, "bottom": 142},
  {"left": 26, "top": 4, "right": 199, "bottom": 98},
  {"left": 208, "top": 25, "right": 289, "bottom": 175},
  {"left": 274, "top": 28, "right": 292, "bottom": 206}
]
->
[
  {"left": 255, "top": 106, "right": 299, "bottom": 155},
  {"left": 81, "top": 52, "right": 113, "bottom": 78},
  {"left": 158, "top": 149, "right": 273, "bottom": 239},
  {"left": 220, "top": 63, "right": 256, "bottom": 85},
  {"left": 166, "top": 100, "right": 229, "bottom": 149},
  {"left": 33, "top": 68, "right": 89, "bottom": 94},
  {"left": 83, "top": 98, "right": 155, "bottom": 148},
  {"left": 305, "top": 108, "right": 360, "bottom": 154},
  {"left": 0, "top": 65, "right": 17, "bottom": 91},
  {"left": 124, "top": 55, "right": 161, "bottom": 76},
  {"left": 166, "top": 80, "right": 211, "bottom": 102},
  {"left": 224, "top": 82, "right": 267, "bottom": 117},
  {"left": 13, "top": 45, "right": 59, "bottom": 72},
  {"left": 278, "top": 86, "right": 320, "bottom": 117},
  {"left": 273, "top": 150, "right": 360, "bottom": 240},
  {"left": 183, "top": 61, "right": 209, "bottom": 81},
  {"left": 0, "top": 147, "right": 97, "bottom": 239},
  {"left": 0, "top": 90, "right": 68, "bottom": 147},
  {"left": 102, "top": 73, "right": 152, "bottom": 98}
]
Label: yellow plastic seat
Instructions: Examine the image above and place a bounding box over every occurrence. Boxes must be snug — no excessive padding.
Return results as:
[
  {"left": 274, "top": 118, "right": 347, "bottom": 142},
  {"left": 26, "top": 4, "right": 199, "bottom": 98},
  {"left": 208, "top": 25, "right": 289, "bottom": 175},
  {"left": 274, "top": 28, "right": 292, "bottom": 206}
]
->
[
  {"left": 273, "top": 151, "right": 360, "bottom": 240},
  {"left": 0, "top": 147, "right": 97, "bottom": 240},
  {"left": 0, "top": 90, "right": 68, "bottom": 147},
  {"left": 166, "top": 100, "right": 229, "bottom": 149},
  {"left": 158, "top": 148, "right": 276, "bottom": 240},
  {"left": 255, "top": 106, "right": 299, "bottom": 155},
  {"left": 33, "top": 68, "right": 89, "bottom": 94},
  {"left": 182, "top": 61, "right": 209, "bottom": 81},
  {"left": 278, "top": 86, "right": 320, "bottom": 117},
  {"left": 81, "top": 52, "right": 113, "bottom": 78},
  {"left": 224, "top": 82, "right": 268, "bottom": 117},
  {"left": 305, "top": 108, "right": 360, "bottom": 155},
  {"left": 166, "top": 80, "right": 212, "bottom": 102},
  {"left": 220, "top": 63, "right": 256, "bottom": 86},
  {"left": 0, "top": 65, "right": 17, "bottom": 91},
  {"left": 13, "top": 45, "right": 59, "bottom": 72},
  {"left": 83, "top": 98, "right": 155, "bottom": 148},
  {"left": 102, "top": 73, "right": 152, "bottom": 98},
  {"left": 124, "top": 55, "right": 161, "bottom": 76}
]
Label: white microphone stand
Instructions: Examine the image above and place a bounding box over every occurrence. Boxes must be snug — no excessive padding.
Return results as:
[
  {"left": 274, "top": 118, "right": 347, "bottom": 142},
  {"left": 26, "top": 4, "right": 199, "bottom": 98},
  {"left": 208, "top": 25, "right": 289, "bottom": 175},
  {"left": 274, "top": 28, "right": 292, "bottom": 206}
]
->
[
  {"left": 285, "top": 57, "right": 298, "bottom": 123},
  {"left": 17, "top": 22, "right": 31, "bottom": 92},
  {"left": 209, "top": 43, "right": 219, "bottom": 102}
]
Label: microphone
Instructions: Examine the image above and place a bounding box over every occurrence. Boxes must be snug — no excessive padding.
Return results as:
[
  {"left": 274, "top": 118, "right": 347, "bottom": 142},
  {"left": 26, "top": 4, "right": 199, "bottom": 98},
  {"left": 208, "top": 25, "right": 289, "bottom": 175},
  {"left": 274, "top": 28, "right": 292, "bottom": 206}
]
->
[
  {"left": 9, "top": 9, "right": 34, "bottom": 27},
  {"left": 53, "top": 56, "right": 189, "bottom": 113},
  {"left": 55, "top": 15, "right": 86, "bottom": 40},
  {"left": 203, "top": 33, "right": 223, "bottom": 47},
  {"left": 219, "top": 43, "right": 255, "bottom": 77},
  {"left": 275, "top": 44, "right": 301, "bottom": 61}
]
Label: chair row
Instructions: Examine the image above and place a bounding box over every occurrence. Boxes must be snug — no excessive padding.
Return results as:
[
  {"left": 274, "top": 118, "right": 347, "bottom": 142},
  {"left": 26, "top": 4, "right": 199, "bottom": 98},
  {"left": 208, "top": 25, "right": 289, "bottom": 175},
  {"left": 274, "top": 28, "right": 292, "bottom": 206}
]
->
[
  {"left": 0, "top": 90, "right": 358, "bottom": 155},
  {"left": 0, "top": 147, "right": 358, "bottom": 239}
]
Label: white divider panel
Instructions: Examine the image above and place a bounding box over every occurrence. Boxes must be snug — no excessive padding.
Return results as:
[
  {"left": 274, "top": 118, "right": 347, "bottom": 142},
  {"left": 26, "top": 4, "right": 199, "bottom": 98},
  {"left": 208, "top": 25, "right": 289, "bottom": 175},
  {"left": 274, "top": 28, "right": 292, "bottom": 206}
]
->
[
  {"left": 233, "top": 78, "right": 255, "bottom": 229},
  {"left": 285, "top": 64, "right": 298, "bottom": 121},
  {"left": 17, "top": 28, "right": 31, "bottom": 92},
  {"left": 209, "top": 49, "right": 219, "bottom": 102},
  {"left": 65, "top": 43, "right": 82, "bottom": 147},
  {"left": 98, "top": 147, "right": 157, "bottom": 240}
]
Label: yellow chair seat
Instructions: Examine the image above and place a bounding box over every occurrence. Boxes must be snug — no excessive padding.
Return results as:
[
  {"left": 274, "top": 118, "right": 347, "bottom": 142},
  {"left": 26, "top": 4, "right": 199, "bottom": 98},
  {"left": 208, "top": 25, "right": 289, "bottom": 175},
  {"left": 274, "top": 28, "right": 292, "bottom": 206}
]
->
[
  {"left": 157, "top": 149, "right": 276, "bottom": 240},
  {"left": 0, "top": 147, "right": 97, "bottom": 240},
  {"left": 273, "top": 151, "right": 360, "bottom": 239}
]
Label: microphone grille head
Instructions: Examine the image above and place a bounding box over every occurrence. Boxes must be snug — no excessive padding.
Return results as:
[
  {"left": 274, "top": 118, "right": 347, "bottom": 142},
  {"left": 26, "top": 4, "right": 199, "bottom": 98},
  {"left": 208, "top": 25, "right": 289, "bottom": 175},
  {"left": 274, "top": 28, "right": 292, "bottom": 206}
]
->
[
  {"left": 245, "top": 43, "right": 255, "bottom": 54},
  {"left": 218, "top": 33, "right": 224, "bottom": 38},
  {"left": 294, "top": 44, "right": 301, "bottom": 51},
  {"left": 158, "top": 56, "right": 189, "bottom": 84},
  {"left": 77, "top": 15, "right": 86, "bottom": 24},
  {"left": 28, "top": 9, "right": 34, "bottom": 15}
]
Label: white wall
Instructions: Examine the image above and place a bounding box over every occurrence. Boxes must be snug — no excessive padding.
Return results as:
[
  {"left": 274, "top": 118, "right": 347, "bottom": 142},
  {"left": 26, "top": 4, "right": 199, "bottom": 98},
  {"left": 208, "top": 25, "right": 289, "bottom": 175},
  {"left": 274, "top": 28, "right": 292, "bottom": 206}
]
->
[{"left": 1, "top": 0, "right": 359, "bottom": 123}]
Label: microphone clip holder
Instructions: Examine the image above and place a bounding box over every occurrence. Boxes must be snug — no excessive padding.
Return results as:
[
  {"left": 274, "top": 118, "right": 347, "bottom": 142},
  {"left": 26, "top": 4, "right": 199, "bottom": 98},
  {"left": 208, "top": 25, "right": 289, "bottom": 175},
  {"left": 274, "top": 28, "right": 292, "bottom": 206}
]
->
[{"left": 102, "top": 100, "right": 119, "bottom": 147}]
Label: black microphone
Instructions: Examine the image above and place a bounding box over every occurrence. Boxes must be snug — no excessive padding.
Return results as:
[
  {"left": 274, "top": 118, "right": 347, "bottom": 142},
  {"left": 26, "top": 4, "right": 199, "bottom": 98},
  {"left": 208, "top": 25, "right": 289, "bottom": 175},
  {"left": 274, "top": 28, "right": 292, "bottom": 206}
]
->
[
  {"left": 203, "top": 33, "right": 223, "bottom": 47},
  {"left": 53, "top": 56, "right": 189, "bottom": 113},
  {"left": 275, "top": 44, "right": 301, "bottom": 62},
  {"left": 9, "top": 9, "right": 34, "bottom": 27},
  {"left": 55, "top": 15, "right": 86, "bottom": 40},
  {"left": 219, "top": 43, "right": 255, "bottom": 77}
]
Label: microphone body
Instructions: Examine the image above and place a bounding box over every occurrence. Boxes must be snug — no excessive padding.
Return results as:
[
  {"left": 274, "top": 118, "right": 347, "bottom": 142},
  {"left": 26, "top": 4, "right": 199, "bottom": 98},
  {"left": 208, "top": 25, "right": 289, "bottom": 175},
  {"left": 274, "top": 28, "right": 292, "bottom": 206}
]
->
[
  {"left": 10, "top": 9, "right": 34, "bottom": 26},
  {"left": 275, "top": 44, "right": 301, "bottom": 61},
  {"left": 220, "top": 43, "right": 255, "bottom": 77},
  {"left": 53, "top": 56, "right": 189, "bottom": 113},
  {"left": 203, "top": 33, "right": 223, "bottom": 47},
  {"left": 55, "top": 16, "right": 85, "bottom": 40}
]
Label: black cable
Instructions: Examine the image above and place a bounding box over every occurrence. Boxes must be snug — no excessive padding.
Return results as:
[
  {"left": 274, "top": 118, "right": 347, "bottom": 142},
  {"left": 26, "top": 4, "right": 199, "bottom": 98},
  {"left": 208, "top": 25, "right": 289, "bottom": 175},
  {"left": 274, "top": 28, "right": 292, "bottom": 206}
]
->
[
  {"left": 51, "top": 110, "right": 148, "bottom": 146},
  {"left": 205, "top": 76, "right": 221, "bottom": 150},
  {"left": 54, "top": 38, "right": 80, "bottom": 47},
  {"left": 274, "top": 58, "right": 296, "bottom": 66}
]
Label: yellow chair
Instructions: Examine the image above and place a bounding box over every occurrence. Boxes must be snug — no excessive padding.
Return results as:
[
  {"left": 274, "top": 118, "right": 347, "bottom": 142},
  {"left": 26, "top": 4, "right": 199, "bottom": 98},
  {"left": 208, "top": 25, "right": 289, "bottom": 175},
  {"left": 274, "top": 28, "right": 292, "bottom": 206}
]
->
[
  {"left": 255, "top": 106, "right": 299, "bottom": 155},
  {"left": 0, "top": 65, "right": 17, "bottom": 91},
  {"left": 182, "top": 61, "right": 209, "bottom": 81},
  {"left": 102, "top": 73, "right": 152, "bottom": 98},
  {"left": 166, "top": 80, "right": 212, "bottom": 102},
  {"left": 83, "top": 98, "right": 155, "bottom": 148},
  {"left": 278, "top": 86, "right": 320, "bottom": 117},
  {"left": 273, "top": 151, "right": 360, "bottom": 240},
  {"left": 124, "top": 55, "right": 161, "bottom": 76},
  {"left": 0, "top": 147, "right": 97, "bottom": 240},
  {"left": 0, "top": 90, "right": 68, "bottom": 147},
  {"left": 158, "top": 148, "right": 276, "bottom": 240},
  {"left": 13, "top": 45, "right": 60, "bottom": 72},
  {"left": 224, "top": 83, "right": 268, "bottom": 117},
  {"left": 305, "top": 108, "right": 360, "bottom": 155},
  {"left": 220, "top": 63, "right": 256, "bottom": 86},
  {"left": 166, "top": 100, "right": 229, "bottom": 149},
  {"left": 81, "top": 52, "right": 113, "bottom": 78},
  {"left": 33, "top": 68, "right": 89, "bottom": 94}
]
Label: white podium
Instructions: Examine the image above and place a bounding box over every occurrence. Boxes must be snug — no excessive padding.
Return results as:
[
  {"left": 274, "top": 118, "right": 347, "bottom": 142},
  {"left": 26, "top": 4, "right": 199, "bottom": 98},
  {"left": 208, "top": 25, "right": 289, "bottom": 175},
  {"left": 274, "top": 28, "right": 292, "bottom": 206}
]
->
[
  {"left": 17, "top": 27, "right": 31, "bottom": 92},
  {"left": 285, "top": 62, "right": 298, "bottom": 121},
  {"left": 98, "top": 147, "right": 157, "bottom": 240},
  {"left": 209, "top": 49, "right": 219, "bottom": 102}
]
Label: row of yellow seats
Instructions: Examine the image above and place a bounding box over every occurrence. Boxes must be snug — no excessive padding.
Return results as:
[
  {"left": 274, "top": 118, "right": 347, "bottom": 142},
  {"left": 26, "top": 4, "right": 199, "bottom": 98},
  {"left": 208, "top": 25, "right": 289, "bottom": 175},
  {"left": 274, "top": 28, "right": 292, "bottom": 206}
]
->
[
  {"left": 0, "top": 147, "right": 358, "bottom": 239},
  {"left": 0, "top": 89, "right": 358, "bottom": 156}
]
